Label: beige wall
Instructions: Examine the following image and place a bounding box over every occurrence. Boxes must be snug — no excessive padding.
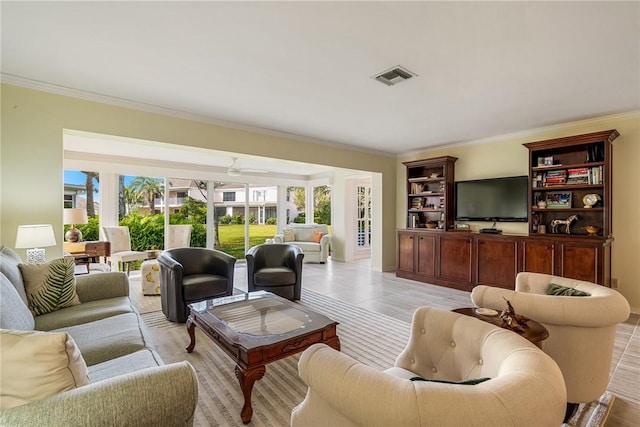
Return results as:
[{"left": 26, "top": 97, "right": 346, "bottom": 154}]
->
[
  {"left": 397, "top": 112, "right": 640, "bottom": 310},
  {"left": 0, "top": 84, "right": 398, "bottom": 270}
]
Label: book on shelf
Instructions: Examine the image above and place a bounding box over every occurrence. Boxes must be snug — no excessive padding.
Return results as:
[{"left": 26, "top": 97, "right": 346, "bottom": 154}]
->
[
  {"left": 567, "top": 167, "right": 589, "bottom": 177},
  {"left": 589, "top": 166, "right": 603, "bottom": 184},
  {"left": 411, "top": 197, "right": 424, "bottom": 209}
]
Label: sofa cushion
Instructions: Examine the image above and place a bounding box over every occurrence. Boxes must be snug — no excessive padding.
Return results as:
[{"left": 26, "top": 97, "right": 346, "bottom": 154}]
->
[
  {"left": 312, "top": 231, "right": 324, "bottom": 243},
  {"left": 0, "top": 273, "right": 35, "bottom": 331},
  {"left": 283, "top": 229, "right": 296, "bottom": 242},
  {"left": 19, "top": 258, "right": 81, "bottom": 316},
  {"left": 55, "top": 312, "right": 152, "bottom": 366},
  {"left": 34, "top": 296, "right": 135, "bottom": 331},
  {"left": 290, "top": 241, "right": 321, "bottom": 252},
  {"left": 88, "top": 348, "right": 164, "bottom": 382},
  {"left": 0, "top": 329, "right": 90, "bottom": 410},
  {"left": 0, "top": 246, "right": 28, "bottom": 305},
  {"left": 254, "top": 267, "right": 296, "bottom": 286}
]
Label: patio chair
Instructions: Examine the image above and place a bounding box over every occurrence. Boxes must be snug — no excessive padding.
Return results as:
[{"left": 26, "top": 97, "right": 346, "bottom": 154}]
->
[
  {"left": 167, "top": 224, "right": 192, "bottom": 249},
  {"left": 102, "top": 226, "right": 148, "bottom": 276}
]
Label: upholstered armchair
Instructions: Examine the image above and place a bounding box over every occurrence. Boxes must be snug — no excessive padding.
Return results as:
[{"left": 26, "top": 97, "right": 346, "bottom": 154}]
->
[
  {"left": 157, "top": 248, "right": 236, "bottom": 323},
  {"left": 292, "top": 307, "right": 566, "bottom": 426},
  {"left": 471, "top": 272, "right": 630, "bottom": 408},
  {"left": 246, "top": 244, "right": 304, "bottom": 301},
  {"left": 102, "top": 226, "right": 148, "bottom": 275}
]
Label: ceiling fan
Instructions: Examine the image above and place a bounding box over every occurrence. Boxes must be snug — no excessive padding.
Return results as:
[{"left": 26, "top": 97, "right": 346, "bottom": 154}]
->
[{"left": 227, "top": 157, "right": 269, "bottom": 176}]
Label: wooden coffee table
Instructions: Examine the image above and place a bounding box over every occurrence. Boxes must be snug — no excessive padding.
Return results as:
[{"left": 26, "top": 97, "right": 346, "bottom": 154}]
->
[
  {"left": 453, "top": 307, "right": 549, "bottom": 348},
  {"left": 186, "top": 291, "right": 340, "bottom": 424}
]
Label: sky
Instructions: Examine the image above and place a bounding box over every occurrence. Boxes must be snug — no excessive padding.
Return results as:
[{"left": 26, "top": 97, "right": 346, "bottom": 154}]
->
[
  {"left": 64, "top": 170, "right": 140, "bottom": 203},
  {"left": 64, "top": 170, "right": 135, "bottom": 186}
]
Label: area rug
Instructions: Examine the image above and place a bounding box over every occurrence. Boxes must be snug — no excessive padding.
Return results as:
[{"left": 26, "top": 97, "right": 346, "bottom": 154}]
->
[{"left": 138, "top": 283, "right": 614, "bottom": 427}]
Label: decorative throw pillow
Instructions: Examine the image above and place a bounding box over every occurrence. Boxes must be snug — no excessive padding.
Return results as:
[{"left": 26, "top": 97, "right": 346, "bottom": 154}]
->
[
  {"left": 545, "top": 283, "right": 590, "bottom": 297},
  {"left": 19, "top": 258, "right": 81, "bottom": 316},
  {"left": 0, "top": 329, "right": 90, "bottom": 409},
  {"left": 410, "top": 376, "right": 491, "bottom": 385},
  {"left": 312, "top": 231, "right": 324, "bottom": 243},
  {"left": 283, "top": 229, "right": 296, "bottom": 242}
]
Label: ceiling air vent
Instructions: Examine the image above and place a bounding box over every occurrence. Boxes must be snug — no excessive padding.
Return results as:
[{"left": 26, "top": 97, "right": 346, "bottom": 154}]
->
[{"left": 373, "top": 65, "right": 417, "bottom": 86}]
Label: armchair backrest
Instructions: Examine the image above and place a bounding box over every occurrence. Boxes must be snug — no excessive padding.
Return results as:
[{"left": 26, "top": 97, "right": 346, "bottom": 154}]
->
[
  {"left": 159, "top": 247, "right": 236, "bottom": 277},
  {"left": 102, "top": 226, "right": 132, "bottom": 253},
  {"left": 247, "top": 244, "right": 302, "bottom": 269},
  {"left": 167, "top": 225, "right": 192, "bottom": 249}
]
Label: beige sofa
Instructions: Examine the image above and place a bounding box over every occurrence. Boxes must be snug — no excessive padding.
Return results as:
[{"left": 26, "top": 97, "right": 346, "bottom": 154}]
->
[
  {"left": 471, "top": 272, "right": 631, "bottom": 406},
  {"left": 273, "top": 223, "right": 330, "bottom": 263},
  {"left": 0, "top": 246, "right": 198, "bottom": 426},
  {"left": 292, "top": 307, "right": 566, "bottom": 426}
]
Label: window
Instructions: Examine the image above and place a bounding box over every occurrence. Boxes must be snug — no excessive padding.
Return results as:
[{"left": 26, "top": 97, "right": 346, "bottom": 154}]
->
[
  {"left": 223, "top": 192, "right": 236, "bottom": 202},
  {"left": 252, "top": 190, "right": 266, "bottom": 202}
]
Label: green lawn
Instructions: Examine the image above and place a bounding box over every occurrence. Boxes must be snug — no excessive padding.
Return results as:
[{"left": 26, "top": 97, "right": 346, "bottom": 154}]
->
[{"left": 216, "top": 224, "right": 277, "bottom": 258}]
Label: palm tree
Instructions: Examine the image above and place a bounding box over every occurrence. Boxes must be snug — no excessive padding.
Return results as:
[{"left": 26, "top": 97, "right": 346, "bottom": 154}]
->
[
  {"left": 123, "top": 185, "right": 143, "bottom": 215},
  {"left": 129, "top": 177, "right": 164, "bottom": 214},
  {"left": 81, "top": 171, "right": 99, "bottom": 217}
]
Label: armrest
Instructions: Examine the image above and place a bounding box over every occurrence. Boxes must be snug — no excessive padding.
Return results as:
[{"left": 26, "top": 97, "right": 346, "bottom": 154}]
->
[
  {"left": 0, "top": 362, "right": 198, "bottom": 426},
  {"left": 273, "top": 234, "right": 284, "bottom": 243},
  {"left": 74, "top": 272, "right": 129, "bottom": 302},
  {"left": 294, "top": 344, "right": 423, "bottom": 426},
  {"left": 471, "top": 285, "right": 629, "bottom": 327}
]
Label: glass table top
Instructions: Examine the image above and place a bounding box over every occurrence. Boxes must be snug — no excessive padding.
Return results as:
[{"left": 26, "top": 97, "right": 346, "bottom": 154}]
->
[{"left": 190, "top": 292, "right": 312, "bottom": 336}]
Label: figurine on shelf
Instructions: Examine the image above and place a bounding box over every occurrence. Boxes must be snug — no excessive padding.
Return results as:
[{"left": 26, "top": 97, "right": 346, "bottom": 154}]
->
[
  {"left": 499, "top": 298, "right": 529, "bottom": 333},
  {"left": 550, "top": 214, "right": 578, "bottom": 234}
]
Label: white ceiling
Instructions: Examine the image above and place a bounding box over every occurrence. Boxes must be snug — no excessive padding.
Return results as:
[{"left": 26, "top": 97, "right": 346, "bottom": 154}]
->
[{"left": 2, "top": 1, "right": 639, "bottom": 163}]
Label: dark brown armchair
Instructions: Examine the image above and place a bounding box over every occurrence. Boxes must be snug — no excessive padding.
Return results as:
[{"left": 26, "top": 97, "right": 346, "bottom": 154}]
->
[
  {"left": 158, "top": 247, "right": 236, "bottom": 323},
  {"left": 246, "top": 244, "right": 304, "bottom": 301}
]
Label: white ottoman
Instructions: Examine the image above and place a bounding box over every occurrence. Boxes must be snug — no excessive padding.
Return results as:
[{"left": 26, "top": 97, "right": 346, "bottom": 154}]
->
[{"left": 141, "top": 259, "right": 161, "bottom": 295}]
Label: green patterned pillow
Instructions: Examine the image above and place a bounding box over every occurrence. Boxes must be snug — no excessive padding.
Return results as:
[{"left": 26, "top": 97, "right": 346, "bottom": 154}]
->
[
  {"left": 546, "top": 283, "right": 590, "bottom": 297},
  {"left": 19, "top": 258, "right": 81, "bottom": 316}
]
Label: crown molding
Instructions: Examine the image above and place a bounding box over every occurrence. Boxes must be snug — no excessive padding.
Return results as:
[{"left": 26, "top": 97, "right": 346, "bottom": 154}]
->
[
  {"left": 405, "top": 110, "right": 640, "bottom": 157},
  {"left": 1, "top": 73, "right": 397, "bottom": 158}
]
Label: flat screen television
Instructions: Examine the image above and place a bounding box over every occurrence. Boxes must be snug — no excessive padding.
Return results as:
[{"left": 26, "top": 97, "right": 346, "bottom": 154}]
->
[{"left": 455, "top": 176, "right": 528, "bottom": 222}]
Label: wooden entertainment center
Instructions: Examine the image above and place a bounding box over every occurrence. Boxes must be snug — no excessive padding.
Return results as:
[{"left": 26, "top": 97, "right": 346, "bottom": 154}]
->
[{"left": 397, "top": 130, "right": 618, "bottom": 291}]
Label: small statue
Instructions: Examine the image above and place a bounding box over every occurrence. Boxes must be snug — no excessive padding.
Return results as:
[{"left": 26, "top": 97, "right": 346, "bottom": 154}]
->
[
  {"left": 550, "top": 214, "right": 578, "bottom": 234},
  {"left": 499, "top": 298, "right": 529, "bottom": 333}
]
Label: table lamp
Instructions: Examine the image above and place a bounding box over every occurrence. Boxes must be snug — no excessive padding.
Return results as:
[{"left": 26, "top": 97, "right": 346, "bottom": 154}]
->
[
  {"left": 15, "top": 224, "right": 57, "bottom": 264},
  {"left": 63, "top": 208, "right": 88, "bottom": 242}
]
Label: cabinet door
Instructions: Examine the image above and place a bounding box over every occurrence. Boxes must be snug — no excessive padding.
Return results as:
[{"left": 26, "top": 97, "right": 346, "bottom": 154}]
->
[
  {"left": 521, "top": 238, "right": 555, "bottom": 275},
  {"left": 416, "top": 233, "right": 437, "bottom": 277},
  {"left": 476, "top": 237, "right": 518, "bottom": 289},
  {"left": 438, "top": 234, "right": 473, "bottom": 284},
  {"left": 557, "top": 241, "right": 602, "bottom": 284},
  {"left": 397, "top": 232, "right": 415, "bottom": 273}
]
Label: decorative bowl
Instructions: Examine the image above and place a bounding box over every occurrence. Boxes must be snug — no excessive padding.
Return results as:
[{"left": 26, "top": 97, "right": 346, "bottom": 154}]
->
[
  {"left": 426, "top": 221, "right": 438, "bottom": 229},
  {"left": 582, "top": 225, "right": 602, "bottom": 236}
]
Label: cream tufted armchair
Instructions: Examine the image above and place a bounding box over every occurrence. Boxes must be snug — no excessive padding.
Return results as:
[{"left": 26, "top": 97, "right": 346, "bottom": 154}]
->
[
  {"left": 471, "top": 272, "right": 630, "bottom": 410},
  {"left": 291, "top": 307, "right": 566, "bottom": 427}
]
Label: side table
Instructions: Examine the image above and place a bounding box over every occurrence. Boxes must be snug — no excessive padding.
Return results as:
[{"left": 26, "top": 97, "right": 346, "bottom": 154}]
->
[{"left": 453, "top": 307, "right": 549, "bottom": 348}]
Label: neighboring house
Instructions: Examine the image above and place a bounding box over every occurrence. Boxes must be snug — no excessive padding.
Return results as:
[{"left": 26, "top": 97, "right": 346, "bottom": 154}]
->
[
  {"left": 152, "top": 179, "right": 281, "bottom": 224},
  {"left": 63, "top": 183, "right": 85, "bottom": 208},
  {"left": 63, "top": 183, "right": 100, "bottom": 213}
]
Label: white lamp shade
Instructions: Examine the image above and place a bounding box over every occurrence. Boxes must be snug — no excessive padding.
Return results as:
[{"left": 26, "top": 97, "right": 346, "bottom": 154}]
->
[
  {"left": 63, "top": 208, "right": 88, "bottom": 225},
  {"left": 15, "top": 224, "right": 57, "bottom": 249}
]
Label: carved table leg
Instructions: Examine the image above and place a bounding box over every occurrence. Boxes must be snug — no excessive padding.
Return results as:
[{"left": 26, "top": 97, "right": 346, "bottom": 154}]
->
[
  {"left": 186, "top": 317, "right": 196, "bottom": 353},
  {"left": 235, "top": 364, "right": 266, "bottom": 424}
]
